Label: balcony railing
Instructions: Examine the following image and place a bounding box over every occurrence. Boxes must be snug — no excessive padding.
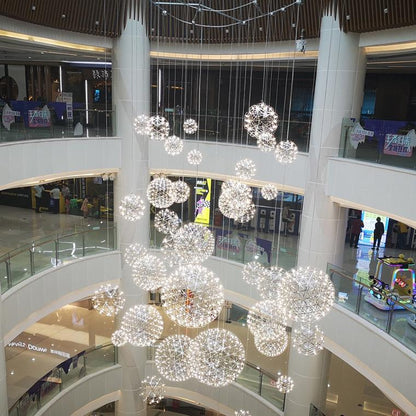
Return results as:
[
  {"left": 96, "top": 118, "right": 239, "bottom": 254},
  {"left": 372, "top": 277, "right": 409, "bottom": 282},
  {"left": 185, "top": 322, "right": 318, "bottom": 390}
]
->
[
  {"left": 327, "top": 264, "right": 416, "bottom": 355},
  {"left": 8, "top": 343, "right": 116, "bottom": 416},
  {"left": 0, "top": 224, "right": 117, "bottom": 294}
]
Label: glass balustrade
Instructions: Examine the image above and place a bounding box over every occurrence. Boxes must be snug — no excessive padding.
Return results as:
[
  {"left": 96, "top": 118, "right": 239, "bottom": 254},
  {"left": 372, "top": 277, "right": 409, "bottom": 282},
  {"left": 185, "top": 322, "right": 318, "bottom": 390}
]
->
[
  {"left": 0, "top": 106, "right": 114, "bottom": 142},
  {"left": 327, "top": 264, "right": 416, "bottom": 355},
  {"left": 8, "top": 344, "right": 116, "bottom": 416},
  {"left": 0, "top": 224, "right": 117, "bottom": 294}
]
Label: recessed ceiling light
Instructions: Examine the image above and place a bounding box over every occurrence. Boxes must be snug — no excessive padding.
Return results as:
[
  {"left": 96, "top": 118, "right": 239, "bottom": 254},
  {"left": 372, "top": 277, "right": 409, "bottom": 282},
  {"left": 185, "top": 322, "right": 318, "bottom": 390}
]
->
[
  {"left": 31, "top": 5, "right": 36, "bottom": 11},
  {"left": 32, "top": 358, "right": 35, "bottom": 361},
  {"left": 61, "top": 14, "right": 66, "bottom": 19},
  {"left": 10, "top": 370, "right": 14, "bottom": 375}
]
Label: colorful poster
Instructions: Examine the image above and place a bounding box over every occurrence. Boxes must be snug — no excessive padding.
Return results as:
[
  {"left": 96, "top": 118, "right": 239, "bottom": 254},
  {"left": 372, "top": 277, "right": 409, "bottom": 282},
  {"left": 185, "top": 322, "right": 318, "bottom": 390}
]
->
[
  {"left": 359, "top": 211, "right": 389, "bottom": 247},
  {"left": 194, "top": 178, "right": 211, "bottom": 225},
  {"left": 383, "top": 134, "right": 413, "bottom": 157},
  {"left": 2, "top": 103, "right": 20, "bottom": 130},
  {"left": 28, "top": 105, "right": 51, "bottom": 128}
]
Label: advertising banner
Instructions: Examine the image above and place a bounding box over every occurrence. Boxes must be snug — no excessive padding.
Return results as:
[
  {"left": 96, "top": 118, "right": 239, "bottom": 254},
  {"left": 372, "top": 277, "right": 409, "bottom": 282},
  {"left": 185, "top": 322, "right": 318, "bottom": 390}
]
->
[
  {"left": 383, "top": 134, "right": 413, "bottom": 157},
  {"left": 194, "top": 178, "right": 211, "bottom": 225},
  {"left": 28, "top": 105, "right": 51, "bottom": 128}
]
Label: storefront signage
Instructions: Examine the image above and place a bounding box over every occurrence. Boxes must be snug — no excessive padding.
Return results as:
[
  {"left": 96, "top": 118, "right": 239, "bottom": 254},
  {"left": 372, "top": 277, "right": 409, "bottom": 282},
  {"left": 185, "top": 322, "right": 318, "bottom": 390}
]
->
[
  {"left": 28, "top": 105, "right": 51, "bottom": 128},
  {"left": 7, "top": 341, "right": 70, "bottom": 358},
  {"left": 2, "top": 103, "right": 20, "bottom": 130},
  {"left": 349, "top": 122, "right": 374, "bottom": 149},
  {"left": 62, "top": 92, "right": 73, "bottom": 120},
  {"left": 383, "top": 132, "right": 415, "bottom": 157}
]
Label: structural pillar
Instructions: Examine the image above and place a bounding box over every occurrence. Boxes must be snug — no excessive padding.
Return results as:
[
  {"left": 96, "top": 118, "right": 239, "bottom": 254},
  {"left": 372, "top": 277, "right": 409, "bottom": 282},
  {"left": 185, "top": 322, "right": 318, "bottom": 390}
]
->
[
  {"left": 285, "top": 13, "right": 366, "bottom": 416},
  {"left": 112, "top": 17, "right": 150, "bottom": 416}
]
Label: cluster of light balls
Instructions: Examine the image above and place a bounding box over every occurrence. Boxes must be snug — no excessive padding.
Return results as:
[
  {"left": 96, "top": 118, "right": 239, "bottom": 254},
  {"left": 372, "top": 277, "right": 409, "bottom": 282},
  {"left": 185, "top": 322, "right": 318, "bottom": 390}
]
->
[
  {"left": 133, "top": 114, "right": 201, "bottom": 164},
  {"left": 243, "top": 263, "right": 334, "bottom": 360},
  {"left": 147, "top": 175, "right": 190, "bottom": 209},
  {"left": 244, "top": 102, "right": 298, "bottom": 164}
]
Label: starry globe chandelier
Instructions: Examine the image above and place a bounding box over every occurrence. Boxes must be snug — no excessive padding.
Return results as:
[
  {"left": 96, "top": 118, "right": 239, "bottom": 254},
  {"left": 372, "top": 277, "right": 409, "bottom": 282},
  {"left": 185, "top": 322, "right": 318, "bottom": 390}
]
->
[
  {"left": 170, "top": 223, "right": 215, "bottom": 264},
  {"left": 187, "top": 328, "right": 245, "bottom": 387},
  {"left": 244, "top": 101, "right": 279, "bottom": 138},
  {"left": 140, "top": 376, "right": 166, "bottom": 405},
  {"left": 257, "top": 266, "right": 287, "bottom": 302},
  {"left": 257, "top": 131, "right": 277, "bottom": 152},
  {"left": 242, "top": 261, "right": 268, "bottom": 287},
  {"left": 183, "top": 118, "right": 198, "bottom": 134},
  {"left": 161, "top": 264, "right": 224, "bottom": 328},
  {"left": 247, "top": 300, "right": 287, "bottom": 340},
  {"left": 133, "top": 114, "right": 150, "bottom": 135},
  {"left": 164, "top": 135, "right": 184, "bottom": 155},
  {"left": 91, "top": 284, "right": 125, "bottom": 316},
  {"left": 187, "top": 149, "right": 203, "bottom": 165},
  {"left": 235, "top": 411, "right": 251, "bottom": 416},
  {"left": 120, "top": 304, "right": 163, "bottom": 347},
  {"left": 292, "top": 324, "right": 325, "bottom": 356},
  {"left": 131, "top": 253, "right": 167, "bottom": 291},
  {"left": 261, "top": 183, "right": 279, "bottom": 200},
  {"left": 235, "top": 158, "right": 256, "bottom": 180},
  {"left": 111, "top": 329, "right": 127, "bottom": 347},
  {"left": 275, "top": 375, "right": 294, "bottom": 393},
  {"left": 171, "top": 180, "right": 190, "bottom": 203},
  {"left": 119, "top": 193, "right": 146, "bottom": 222},
  {"left": 148, "top": 115, "right": 170, "bottom": 141},
  {"left": 147, "top": 174, "right": 175, "bottom": 208},
  {"left": 275, "top": 139, "right": 298, "bottom": 164},
  {"left": 155, "top": 334, "right": 192, "bottom": 382},
  {"left": 218, "top": 180, "right": 255, "bottom": 223},
  {"left": 154, "top": 209, "right": 181, "bottom": 234}
]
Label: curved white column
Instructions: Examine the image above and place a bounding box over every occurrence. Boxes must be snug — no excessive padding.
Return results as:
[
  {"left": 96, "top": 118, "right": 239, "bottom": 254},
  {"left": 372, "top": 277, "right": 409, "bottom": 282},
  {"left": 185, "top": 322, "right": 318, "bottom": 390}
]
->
[{"left": 112, "top": 17, "right": 150, "bottom": 416}]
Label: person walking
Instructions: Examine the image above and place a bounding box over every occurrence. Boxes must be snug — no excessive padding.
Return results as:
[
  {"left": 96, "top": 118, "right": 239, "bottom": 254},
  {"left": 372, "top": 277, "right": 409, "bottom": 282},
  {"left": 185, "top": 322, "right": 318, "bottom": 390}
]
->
[
  {"left": 349, "top": 215, "right": 364, "bottom": 248},
  {"left": 33, "top": 184, "right": 44, "bottom": 213},
  {"left": 372, "top": 217, "right": 384, "bottom": 250}
]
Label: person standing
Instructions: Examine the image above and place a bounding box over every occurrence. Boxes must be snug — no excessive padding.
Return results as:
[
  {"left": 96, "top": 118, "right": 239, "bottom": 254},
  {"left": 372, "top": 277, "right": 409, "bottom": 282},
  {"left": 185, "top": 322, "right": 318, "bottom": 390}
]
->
[
  {"left": 372, "top": 217, "right": 384, "bottom": 250},
  {"left": 49, "top": 185, "right": 61, "bottom": 214},
  {"left": 81, "top": 195, "right": 89, "bottom": 218},
  {"left": 349, "top": 215, "right": 364, "bottom": 248},
  {"left": 33, "top": 184, "right": 44, "bottom": 213}
]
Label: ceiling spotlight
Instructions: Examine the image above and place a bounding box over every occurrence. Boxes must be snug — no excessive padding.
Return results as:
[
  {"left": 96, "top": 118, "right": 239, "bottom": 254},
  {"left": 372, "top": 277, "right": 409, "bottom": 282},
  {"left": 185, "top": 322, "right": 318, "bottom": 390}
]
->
[
  {"left": 61, "top": 14, "right": 66, "bottom": 19},
  {"left": 346, "top": 14, "right": 351, "bottom": 20},
  {"left": 384, "top": 8, "right": 388, "bottom": 13},
  {"left": 162, "top": 9, "right": 168, "bottom": 15},
  {"left": 95, "top": 20, "right": 99, "bottom": 25},
  {"left": 31, "top": 5, "right": 36, "bottom": 11},
  {"left": 225, "top": 29, "right": 229, "bottom": 33}
]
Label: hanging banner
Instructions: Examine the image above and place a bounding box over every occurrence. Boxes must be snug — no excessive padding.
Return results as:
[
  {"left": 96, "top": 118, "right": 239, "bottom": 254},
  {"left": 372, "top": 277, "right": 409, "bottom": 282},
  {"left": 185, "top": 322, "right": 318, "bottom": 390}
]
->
[
  {"left": 28, "top": 105, "right": 51, "bottom": 127},
  {"left": 349, "top": 122, "right": 374, "bottom": 149},
  {"left": 194, "top": 178, "right": 211, "bottom": 225},
  {"left": 2, "top": 103, "right": 20, "bottom": 130}
]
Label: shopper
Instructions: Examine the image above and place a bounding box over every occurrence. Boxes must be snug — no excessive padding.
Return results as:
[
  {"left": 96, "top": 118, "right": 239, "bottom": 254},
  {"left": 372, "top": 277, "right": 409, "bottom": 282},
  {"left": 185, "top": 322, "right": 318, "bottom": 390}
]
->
[
  {"left": 33, "top": 184, "right": 44, "bottom": 213},
  {"left": 81, "top": 196, "right": 89, "bottom": 218},
  {"left": 61, "top": 183, "right": 71, "bottom": 214},
  {"left": 349, "top": 216, "right": 364, "bottom": 248},
  {"left": 372, "top": 217, "right": 385, "bottom": 250},
  {"left": 49, "top": 185, "right": 61, "bottom": 214}
]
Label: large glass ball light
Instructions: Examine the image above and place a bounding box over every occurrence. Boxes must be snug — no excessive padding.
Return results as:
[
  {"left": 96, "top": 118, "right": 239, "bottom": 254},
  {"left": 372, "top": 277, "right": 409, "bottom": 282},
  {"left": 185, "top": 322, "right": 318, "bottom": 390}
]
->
[
  {"left": 183, "top": 118, "right": 199, "bottom": 134},
  {"left": 164, "top": 135, "right": 184, "bottom": 155},
  {"left": 121, "top": 305, "right": 163, "bottom": 346},
  {"left": 242, "top": 261, "right": 267, "bottom": 286},
  {"left": 244, "top": 102, "right": 279, "bottom": 138},
  {"left": 140, "top": 376, "right": 166, "bottom": 405},
  {"left": 124, "top": 243, "right": 147, "bottom": 267},
  {"left": 119, "top": 193, "right": 145, "bottom": 222},
  {"left": 171, "top": 223, "right": 215, "bottom": 264},
  {"left": 161, "top": 264, "right": 224, "bottom": 328},
  {"left": 92, "top": 284, "right": 125, "bottom": 316},
  {"left": 278, "top": 267, "right": 335, "bottom": 323},
  {"left": 234, "top": 201, "right": 256, "bottom": 224},
  {"left": 218, "top": 180, "right": 254, "bottom": 221},
  {"left": 172, "top": 180, "right": 190, "bottom": 203},
  {"left": 275, "top": 139, "right": 298, "bottom": 164},
  {"left": 133, "top": 114, "right": 150, "bottom": 135},
  {"left": 187, "top": 149, "right": 203, "bottom": 165},
  {"left": 147, "top": 175, "right": 175, "bottom": 208},
  {"left": 235, "top": 159, "right": 256, "bottom": 180},
  {"left": 247, "top": 300, "right": 286, "bottom": 340},
  {"left": 292, "top": 324, "right": 325, "bottom": 356},
  {"left": 155, "top": 334, "right": 192, "bottom": 381},
  {"left": 257, "top": 131, "right": 276, "bottom": 152},
  {"left": 154, "top": 209, "right": 181, "bottom": 234},
  {"left": 258, "top": 266, "right": 287, "bottom": 302},
  {"left": 187, "top": 328, "right": 245, "bottom": 387},
  {"left": 132, "top": 254, "right": 167, "bottom": 291},
  {"left": 261, "top": 184, "right": 278, "bottom": 200},
  {"left": 254, "top": 331, "right": 288, "bottom": 357},
  {"left": 275, "top": 375, "right": 294, "bottom": 394},
  {"left": 148, "top": 115, "right": 170, "bottom": 141}
]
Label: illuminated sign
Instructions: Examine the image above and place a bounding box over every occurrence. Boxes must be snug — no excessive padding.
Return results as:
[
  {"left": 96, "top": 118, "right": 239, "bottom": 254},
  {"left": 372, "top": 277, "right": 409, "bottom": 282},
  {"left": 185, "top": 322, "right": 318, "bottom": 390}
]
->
[
  {"left": 383, "top": 133, "right": 413, "bottom": 157},
  {"left": 7, "top": 341, "right": 70, "bottom": 358},
  {"left": 194, "top": 178, "right": 211, "bottom": 226}
]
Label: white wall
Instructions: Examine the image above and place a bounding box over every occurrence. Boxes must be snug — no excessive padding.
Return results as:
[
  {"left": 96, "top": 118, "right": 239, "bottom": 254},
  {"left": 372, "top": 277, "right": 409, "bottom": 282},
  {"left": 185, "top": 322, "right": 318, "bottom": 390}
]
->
[
  {"left": 1, "top": 252, "right": 121, "bottom": 343},
  {"left": 35, "top": 366, "right": 122, "bottom": 416},
  {"left": 149, "top": 140, "right": 307, "bottom": 195},
  {"left": 326, "top": 157, "right": 416, "bottom": 228},
  {"left": 0, "top": 138, "right": 121, "bottom": 190}
]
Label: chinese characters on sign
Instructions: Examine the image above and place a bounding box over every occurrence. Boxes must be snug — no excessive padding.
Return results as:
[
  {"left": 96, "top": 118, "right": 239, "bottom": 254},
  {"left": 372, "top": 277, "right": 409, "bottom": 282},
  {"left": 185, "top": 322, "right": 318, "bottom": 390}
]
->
[{"left": 383, "top": 134, "right": 413, "bottom": 157}]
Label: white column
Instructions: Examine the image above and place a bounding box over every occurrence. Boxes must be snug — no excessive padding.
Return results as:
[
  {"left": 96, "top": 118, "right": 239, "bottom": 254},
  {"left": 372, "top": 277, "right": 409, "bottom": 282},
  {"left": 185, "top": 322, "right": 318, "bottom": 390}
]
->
[
  {"left": 285, "top": 15, "right": 366, "bottom": 416},
  {"left": 112, "top": 18, "right": 150, "bottom": 416}
]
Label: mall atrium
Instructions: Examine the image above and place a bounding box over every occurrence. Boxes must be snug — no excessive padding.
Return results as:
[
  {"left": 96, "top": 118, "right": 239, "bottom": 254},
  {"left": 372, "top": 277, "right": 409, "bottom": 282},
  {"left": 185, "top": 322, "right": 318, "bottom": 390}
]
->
[{"left": 0, "top": 1, "right": 416, "bottom": 416}]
